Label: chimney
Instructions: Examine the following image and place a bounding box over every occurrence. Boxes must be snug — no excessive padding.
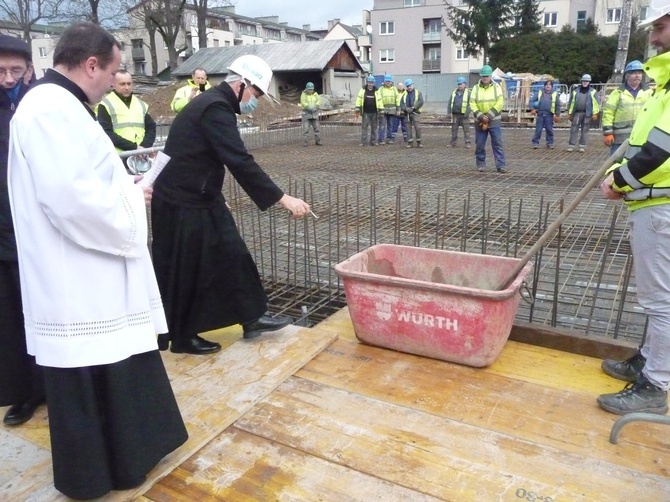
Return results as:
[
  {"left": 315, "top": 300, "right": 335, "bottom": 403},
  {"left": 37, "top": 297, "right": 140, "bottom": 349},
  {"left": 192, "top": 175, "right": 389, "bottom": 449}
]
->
[{"left": 303, "top": 24, "right": 311, "bottom": 31}]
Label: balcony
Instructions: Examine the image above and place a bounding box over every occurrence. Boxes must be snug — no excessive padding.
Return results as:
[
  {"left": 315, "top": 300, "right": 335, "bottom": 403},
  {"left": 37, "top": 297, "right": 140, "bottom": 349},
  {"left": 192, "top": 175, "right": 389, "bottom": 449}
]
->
[
  {"left": 358, "top": 34, "right": 371, "bottom": 47},
  {"left": 422, "top": 31, "right": 441, "bottom": 43},
  {"left": 131, "top": 47, "right": 146, "bottom": 61},
  {"left": 422, "top": 59, "right": 441, "bottom": 72}
]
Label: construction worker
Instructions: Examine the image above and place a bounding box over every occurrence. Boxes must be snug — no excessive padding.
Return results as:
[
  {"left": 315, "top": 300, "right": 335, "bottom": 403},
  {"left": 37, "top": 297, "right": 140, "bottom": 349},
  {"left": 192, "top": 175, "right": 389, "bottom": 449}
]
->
[
  {"left": 391, "top": 81, "right": 408, "bottom": 143},
  {"left": 602, "top": 60, "right": 649, "bottom": 155},
  {"left": 377, "top": 74, "right": 399, "bottom": 144},
  {"left": 356, "top": 75, "right": 383, "bottom": 146},
  {"left": 470, "top": 65, "right": 507, "bottom": 172},
  {"left": 530, "top": 80, "right": 559, "bottom": 149},
  {"left": 170, "top": 67, "right": 211, "bottom": 113},
  {"left": 448, "top": 76, "right": 472, "bottom": 148},
  {"left": 97, "top": 70, "right": 156, "bottom": 174},
  {"left": 0, "top": 34, "right": 45, "bottom": 427},
  {"left": 597, "top": 2, "right": 670, "bottom": 416},
  {"left": 300, "top": 81, "right": 321, "bottom": 146},
  {"left": 566, "top": 74, "right": 600, "bottom": 152},
  {"left": 401, "top": 79, "right": 424, "bottom": 148}
]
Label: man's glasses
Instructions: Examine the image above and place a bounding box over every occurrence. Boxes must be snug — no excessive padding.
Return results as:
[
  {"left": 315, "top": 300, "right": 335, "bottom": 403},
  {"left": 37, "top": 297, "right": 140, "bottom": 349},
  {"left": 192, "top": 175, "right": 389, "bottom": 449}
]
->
[{"left": 0, "top": 68, "right": 27, "bottom": 79}]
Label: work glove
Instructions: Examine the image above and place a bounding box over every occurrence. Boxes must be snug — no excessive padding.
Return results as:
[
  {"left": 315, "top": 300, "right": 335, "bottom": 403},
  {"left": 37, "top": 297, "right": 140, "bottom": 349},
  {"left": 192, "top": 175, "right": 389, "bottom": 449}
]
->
[
  {"left": 406, "top": 107, "right": 414, "bottom": 114},
  {"left": 530, "top": 109, "right": 537, "bottom": 116},
  {"left": 568, "top": 114, "right": 573, "bottom": 121},
  {"left": 553, "top": 115, "right": 559, "bottom": 124},
  {"left": 591, "top": 114, "right": 598, "bottom": 122},
  {"left": 603, "top": 134, "right": 615, "bottom": 147},
  {"left": 481, "top": 115, "right": 490, "bottom": 124},
  {"left": 481, "top": 122, "right": 489, "bottom": 131}
]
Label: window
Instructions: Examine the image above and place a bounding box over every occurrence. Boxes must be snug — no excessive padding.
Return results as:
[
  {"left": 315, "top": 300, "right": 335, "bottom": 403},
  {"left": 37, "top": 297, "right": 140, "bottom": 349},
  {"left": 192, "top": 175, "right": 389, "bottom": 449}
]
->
[
  {"left": 134, "top": 62, "right": 145, "bottom": 75},
  {"left": 404, "top": 0, "right": 420, "bottom": 6},
  {"left": 607, "top": 8, "right": 622, "bottom": 23},
  {"left": 424, "top": 18, "right": 441, "bottom": 32},
  {"left": 543, "top": 12, "right": 557, "bottom": 27},
  {"left": 380, "top": 21, "right": 395, "bottom": 35},
  {"left": 640, "top": 7, "right": 648, "bottom": 22},
  {"left": 576, "top": 10, "right": 586, "bottom": 27},
  {"left": 225, "top": 40, "right": 230, "bottom": 46},
  {"left": 456, "top": 47, "right": 467, "bottom": 61},
  {"left": 131, "top": 39, "right": 143, "bottom": 50},
  {"left": 379, "top": 49, "right": 395, "bottom": 63},
  {"left": 38, "top": 47, "right": 47, "bottom": 58},
  {"left": 213, "top": 39, "right": 219, "bottom": 47},
  {"left": 426, "top": 47, "right": 441, "bottom": 60}
]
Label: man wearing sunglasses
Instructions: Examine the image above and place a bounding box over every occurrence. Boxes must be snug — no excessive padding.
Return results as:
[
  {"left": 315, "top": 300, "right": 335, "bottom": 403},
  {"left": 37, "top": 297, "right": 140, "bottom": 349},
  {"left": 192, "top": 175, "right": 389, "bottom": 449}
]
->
[{"left": 0, "top": 34, "right": 45, "bottom": 427}]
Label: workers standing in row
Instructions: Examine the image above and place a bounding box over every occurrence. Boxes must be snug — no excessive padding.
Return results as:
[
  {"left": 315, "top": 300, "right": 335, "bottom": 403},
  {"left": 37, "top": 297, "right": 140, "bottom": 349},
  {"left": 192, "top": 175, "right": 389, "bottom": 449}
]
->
[
  {"left": 97, "top": 70, "right": 156, "bottom": 174},
  {"left": 377, "top": 74, "right": 400, "bottom": 144},
  {"left": 530, "top": 80, "right": 559, "bottom": 149},
  {"left": 602, "top": 60, "right": 649, "bottom": 155},
  {"left": 300, "top": 81, "right": 322, "bottom": 146},
  {"left": 356, "top": 75, "right": 383, "bottom": 146},
  {"left": 401, "top": 79, "right": 424, "bottom": 148},
  {"left": 566, "top": 74, "right": 600, "bottom": 152},
  {"left": 448, "top": 76, "right": 472, "bottom": 148},
  {"left": 470, "top": 65, "right": 507, "bottom": 173}
]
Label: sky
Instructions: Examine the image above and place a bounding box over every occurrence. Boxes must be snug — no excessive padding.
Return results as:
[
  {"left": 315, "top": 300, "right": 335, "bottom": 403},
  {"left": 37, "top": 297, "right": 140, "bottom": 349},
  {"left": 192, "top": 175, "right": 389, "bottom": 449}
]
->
[{"left": 234, "top": 0, "right": 374, "bottom": 31}]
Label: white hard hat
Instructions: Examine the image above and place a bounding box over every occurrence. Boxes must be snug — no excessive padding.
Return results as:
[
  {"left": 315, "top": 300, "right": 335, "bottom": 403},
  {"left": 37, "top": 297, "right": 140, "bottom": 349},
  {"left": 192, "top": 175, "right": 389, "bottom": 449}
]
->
[
  {"left": 228, "top": 54, "right": 277, "bottom": 102},
  {"left": 640, "top": 0, "right": 670, "bottom": 26}
]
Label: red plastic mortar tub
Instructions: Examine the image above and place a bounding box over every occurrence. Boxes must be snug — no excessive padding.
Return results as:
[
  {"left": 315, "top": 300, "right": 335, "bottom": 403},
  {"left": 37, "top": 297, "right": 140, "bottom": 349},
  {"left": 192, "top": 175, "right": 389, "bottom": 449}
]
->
[{"left": 334, "top": 244, "right": 533, "bottom": 367}]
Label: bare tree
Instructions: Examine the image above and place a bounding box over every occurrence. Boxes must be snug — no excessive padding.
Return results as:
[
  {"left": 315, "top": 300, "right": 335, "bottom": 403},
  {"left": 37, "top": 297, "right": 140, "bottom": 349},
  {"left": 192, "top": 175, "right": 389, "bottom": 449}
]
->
[
  {"left": 190, "top": 0, "right": 233, "bottom": 50},
  {"left": 58, "top": 0, "right": 128, "bottom": 27},
  {"left": 145, "top": 0, "right": 188, "bottom": 69},
  {"left": 0, "top": 0, "right": 64, "bottom": 43}
]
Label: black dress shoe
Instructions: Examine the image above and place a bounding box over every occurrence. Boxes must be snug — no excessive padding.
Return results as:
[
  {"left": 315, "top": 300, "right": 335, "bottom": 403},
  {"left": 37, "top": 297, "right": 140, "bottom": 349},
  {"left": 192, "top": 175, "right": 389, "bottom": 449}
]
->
[
  {"left": 170, "top": 335, "right": 221, "bottom": 355},
  {"left": 4, "top": 398, "right": 45, "bottom": 426},
  {"left": 242, "top": 313, "right": 292, "bottom": 339},
  {"left": 157, "top": 333, "right": 170, "bottom": 351}
]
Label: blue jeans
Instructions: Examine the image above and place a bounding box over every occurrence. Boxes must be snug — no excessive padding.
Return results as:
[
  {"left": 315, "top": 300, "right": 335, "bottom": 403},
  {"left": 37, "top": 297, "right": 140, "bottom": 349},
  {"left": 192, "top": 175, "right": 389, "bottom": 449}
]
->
[
  {"left": 475, "top": 124, "right": 506, "bottom": 169},
  {"left": 531, "top": 112, "right": 554, "bottom": 146},
  {"left": 378, "top": 112, "right": 395, "bottom": 142},
  {"left": 392, "top": 114, "right": 408, "bottom": 140}
]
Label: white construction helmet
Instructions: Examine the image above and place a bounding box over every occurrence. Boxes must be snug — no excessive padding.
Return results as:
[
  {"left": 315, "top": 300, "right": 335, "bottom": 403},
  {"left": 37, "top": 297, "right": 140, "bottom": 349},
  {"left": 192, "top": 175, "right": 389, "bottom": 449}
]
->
[
  {"left": 228, "top": 54, "right": 277, "bottom": 102},
  {"left": 126, "top": 155, "right": 151, "bottom": 175},
  {"left": 640, "top": 0, "right": 670, "bottom": 26}
]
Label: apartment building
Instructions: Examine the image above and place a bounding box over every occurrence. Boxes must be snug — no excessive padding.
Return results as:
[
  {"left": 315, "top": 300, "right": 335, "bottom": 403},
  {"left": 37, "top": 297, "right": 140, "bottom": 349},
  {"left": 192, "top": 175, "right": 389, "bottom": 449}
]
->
[
  {"left": 364, "top": 0, "right": 650, "bottom": 76},
  {"left": 123, "top": 5, "right": 321, "bottom": 76}
]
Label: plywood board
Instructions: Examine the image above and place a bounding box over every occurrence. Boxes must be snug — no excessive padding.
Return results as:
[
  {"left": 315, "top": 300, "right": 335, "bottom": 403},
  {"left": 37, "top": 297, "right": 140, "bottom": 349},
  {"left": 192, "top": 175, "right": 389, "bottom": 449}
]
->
[
  {"left": 235, "top": 377, "right": 670, "bottom": 501},
  {"left": 146, "top": 428, "right": 443, "bottom": 501}
]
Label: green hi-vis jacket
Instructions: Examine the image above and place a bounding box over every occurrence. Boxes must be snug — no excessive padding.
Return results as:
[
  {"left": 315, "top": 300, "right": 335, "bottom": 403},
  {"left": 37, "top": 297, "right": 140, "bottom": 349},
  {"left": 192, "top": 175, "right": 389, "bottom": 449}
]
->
[{"left": 602, "top": 86, "right": 651, "bottom": 144}]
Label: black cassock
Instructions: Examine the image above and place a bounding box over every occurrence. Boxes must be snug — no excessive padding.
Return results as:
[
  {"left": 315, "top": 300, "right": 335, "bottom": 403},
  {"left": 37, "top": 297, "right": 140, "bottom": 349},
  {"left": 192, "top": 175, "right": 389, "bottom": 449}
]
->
[{"left": 152, "top": 82, "right": 284, "bottom": 345}]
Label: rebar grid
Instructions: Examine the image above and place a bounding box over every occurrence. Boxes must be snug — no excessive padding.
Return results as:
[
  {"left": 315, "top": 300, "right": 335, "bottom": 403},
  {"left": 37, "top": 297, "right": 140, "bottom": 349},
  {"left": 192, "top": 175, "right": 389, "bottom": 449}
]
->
[{"left": 220, "top": 126, "right": 643, "bottom": 343}]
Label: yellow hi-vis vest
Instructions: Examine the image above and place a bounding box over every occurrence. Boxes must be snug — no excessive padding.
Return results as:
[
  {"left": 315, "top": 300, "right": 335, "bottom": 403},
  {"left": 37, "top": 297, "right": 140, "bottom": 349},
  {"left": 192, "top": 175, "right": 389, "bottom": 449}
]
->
[
  {"left": 602, "top": 87, "right": 650, "bottom": 144},
  {"left": 470, "top": 81, "right": 504, "bottom": 123},
  {"left": 378, "top": 84, "right": 400, "bottom": 111},
  {"left": 98, "top": 92, "right": 148, "bottom": 153},
  {"left": 606, "top": 51, "right": 670, "bottom": 211}
]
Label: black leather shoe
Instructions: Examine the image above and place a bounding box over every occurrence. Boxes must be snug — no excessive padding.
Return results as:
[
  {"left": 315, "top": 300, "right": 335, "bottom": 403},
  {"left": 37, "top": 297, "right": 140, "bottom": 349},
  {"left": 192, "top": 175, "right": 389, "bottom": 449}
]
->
[
  {"left": 157, "top": 333, "right": 170, "bottom": 351},
  {"left": 170, "top": 335, "right": 221, "bottom": 355},
  {"left": 3, "top": 398, "right": 45, "bottom": 426},
  {"left": 242, "top": 313, "right": 292, "bottom": 339}
]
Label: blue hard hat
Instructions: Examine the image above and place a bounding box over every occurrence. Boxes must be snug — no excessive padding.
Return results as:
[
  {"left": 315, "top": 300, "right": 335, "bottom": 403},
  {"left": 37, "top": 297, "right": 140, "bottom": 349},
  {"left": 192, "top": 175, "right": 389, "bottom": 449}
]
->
[
  {"left": 624, "top": 60, "right": 644, "bottom": 73},
  {"left": 581, "top": 74, "right": 592, "bottom": 82},
  {"left": 366, "top": 75, "right": 375, "bottom": 83},
  {"left": 456, "top": 77, "right": 466, "bottom": 84},
  {"left": 384, "top": 74, "right": 393, "bottom": 82},
  {"left": 404, "top": 79, "right": 414, "bottom": 87}
]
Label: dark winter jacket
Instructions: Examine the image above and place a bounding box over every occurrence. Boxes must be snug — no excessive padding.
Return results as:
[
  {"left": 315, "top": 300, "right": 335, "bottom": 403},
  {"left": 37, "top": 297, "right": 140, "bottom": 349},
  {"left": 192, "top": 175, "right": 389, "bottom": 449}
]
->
[{"left": 154, "top": 83, "right": 284, "bottom": 209}]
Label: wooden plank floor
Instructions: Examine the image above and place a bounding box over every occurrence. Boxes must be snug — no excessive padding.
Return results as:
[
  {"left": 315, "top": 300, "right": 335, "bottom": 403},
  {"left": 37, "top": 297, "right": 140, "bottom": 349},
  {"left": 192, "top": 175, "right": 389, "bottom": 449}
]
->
[
  {"left": 147, "top": 309, "right": 670, "bottom": 502},
  {"left": 3, "top": 309, "right": 670, "bottom": 501},
  {"left": 0, "top": 324, "right": 336, "bottom": 501}
]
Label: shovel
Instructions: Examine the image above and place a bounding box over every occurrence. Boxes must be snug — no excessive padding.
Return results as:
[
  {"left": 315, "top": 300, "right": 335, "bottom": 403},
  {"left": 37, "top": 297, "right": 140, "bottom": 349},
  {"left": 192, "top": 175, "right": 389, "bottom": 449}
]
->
[{"left": 496, "top": 139, "right": 630, "bottom": 291}]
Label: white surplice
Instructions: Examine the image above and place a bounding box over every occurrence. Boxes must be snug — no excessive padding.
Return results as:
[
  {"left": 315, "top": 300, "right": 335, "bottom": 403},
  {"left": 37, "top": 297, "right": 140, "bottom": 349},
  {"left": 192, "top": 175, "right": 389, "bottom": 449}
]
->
[{"left": 7, "top": 83, "right": 167, "bottom": 368}]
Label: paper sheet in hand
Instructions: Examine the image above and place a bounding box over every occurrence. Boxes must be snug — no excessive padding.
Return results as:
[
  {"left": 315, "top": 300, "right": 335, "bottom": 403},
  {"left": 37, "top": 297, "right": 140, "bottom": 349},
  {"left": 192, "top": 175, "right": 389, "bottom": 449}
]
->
[{"left": 138, "top": 152, "right": 170, "bottom": 188}]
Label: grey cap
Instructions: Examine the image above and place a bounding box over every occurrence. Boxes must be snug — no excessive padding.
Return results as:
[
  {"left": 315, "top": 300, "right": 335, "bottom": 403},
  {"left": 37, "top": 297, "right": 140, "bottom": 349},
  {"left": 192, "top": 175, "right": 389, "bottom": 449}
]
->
[{"left": 0, "top": 35, "right": 32, "bottom": 60}]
